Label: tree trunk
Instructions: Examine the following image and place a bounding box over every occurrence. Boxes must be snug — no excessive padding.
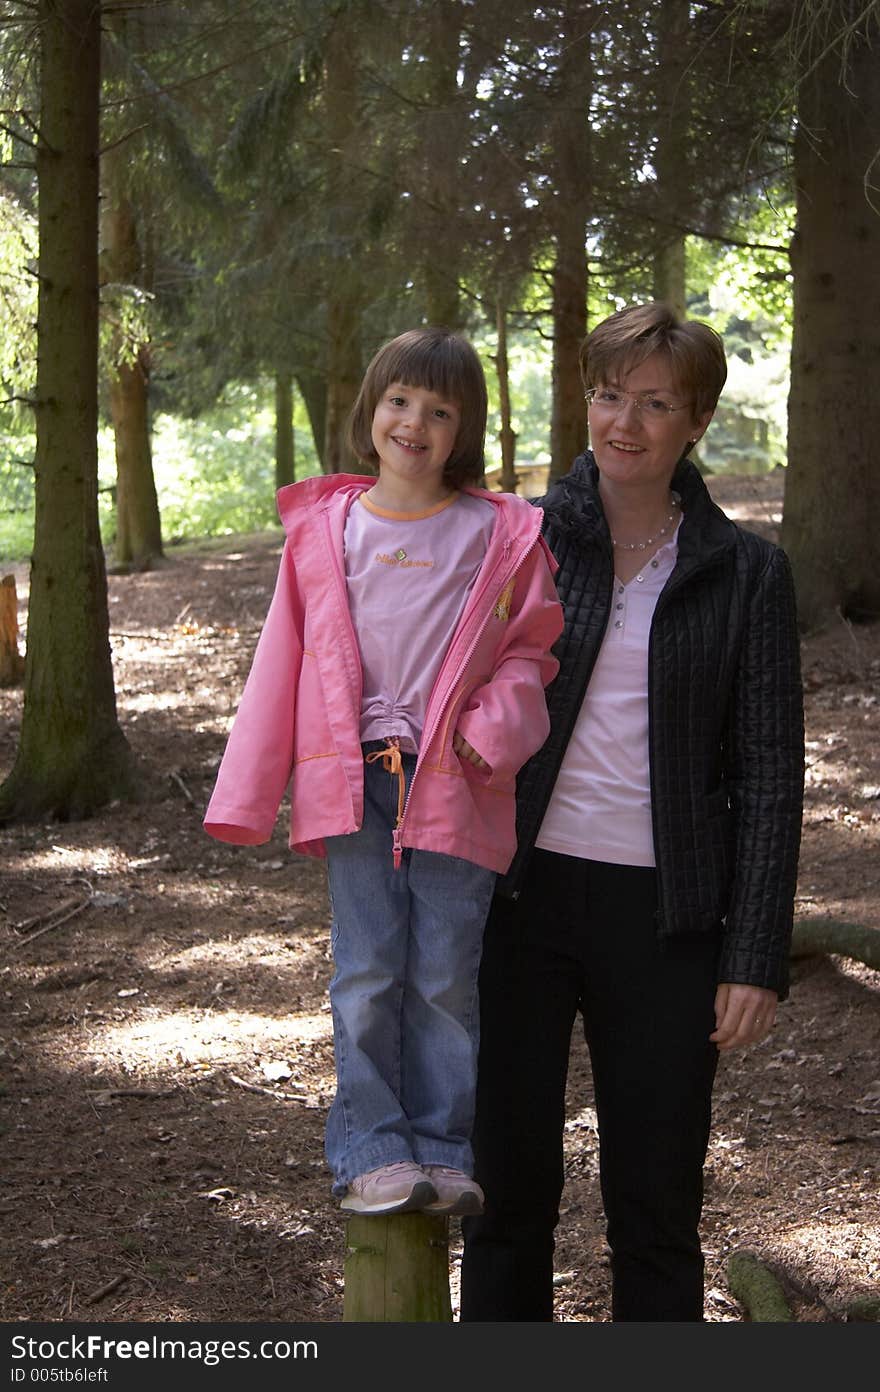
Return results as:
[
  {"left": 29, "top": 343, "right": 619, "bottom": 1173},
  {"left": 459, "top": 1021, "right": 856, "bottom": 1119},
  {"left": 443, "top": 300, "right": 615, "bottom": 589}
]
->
[
  {"left": 0, "top": 575, "right": 25, "bottom": 687},
  {"left": 651, "top": 0, "right": 690, "bottom": 318},
  {"left": 654, "top": 238, "right": 687, "bottom": 319},
  {"left": 0, "top": 0, "right": 135, "bottom": 824},
  {"left": 274, "top": 373, "right": 295, "bottom": 489},
  {"left": 343, "top": 1214, "right": 452, "bottom": 1322},
  {"left": 548, "top": 5, "right": 593, "bottom": 483},
  {"left": 102, "top": 176, "right": 163, "bottom": 571},
  {"left": 322, "top": 23, "right": 366, "bottom": 476},
  {"left": 295, "top": 371, "right": 327, "bottom": 471},
  {"left": 324, "top": 295, "right": 363, "bottom": 474},
  {"left": 421, "top": 0, "right": 464, "bottom": 328},
  {"left": 495, "top": 296, "right": 517, "bottom": 492},
  {"left": 780, "top": 10, "right": 880, "bottom": 630},
  {"left": 110, "top": 350, "right": 163, "bottom": 570},
  {"left": 549, "top": 196, "right": 589, "bottom": 482}
]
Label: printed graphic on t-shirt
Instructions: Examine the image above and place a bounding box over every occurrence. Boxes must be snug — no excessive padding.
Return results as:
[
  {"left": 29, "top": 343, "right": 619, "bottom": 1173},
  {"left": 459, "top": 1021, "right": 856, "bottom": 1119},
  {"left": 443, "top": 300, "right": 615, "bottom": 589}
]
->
[{"left": 375, "top": 550, "right": 434, "bottom": 569}]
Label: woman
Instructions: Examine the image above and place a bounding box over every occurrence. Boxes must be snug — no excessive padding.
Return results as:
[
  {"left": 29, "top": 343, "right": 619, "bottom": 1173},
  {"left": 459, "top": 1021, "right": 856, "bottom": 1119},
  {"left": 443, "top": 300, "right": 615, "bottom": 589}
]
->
[{"left": 459, "top": 302, "right": 804, "bottom": 1322}]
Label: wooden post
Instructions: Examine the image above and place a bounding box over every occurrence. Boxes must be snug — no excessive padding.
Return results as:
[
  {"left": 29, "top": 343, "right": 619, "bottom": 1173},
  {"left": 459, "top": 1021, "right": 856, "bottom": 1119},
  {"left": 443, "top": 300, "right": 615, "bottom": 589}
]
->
[
  {"left": 343, "top": 1213, "right": 453, "bottom": 1322},
  {"left": 0, "top": 575, "right": 25, "bottom": 687}
]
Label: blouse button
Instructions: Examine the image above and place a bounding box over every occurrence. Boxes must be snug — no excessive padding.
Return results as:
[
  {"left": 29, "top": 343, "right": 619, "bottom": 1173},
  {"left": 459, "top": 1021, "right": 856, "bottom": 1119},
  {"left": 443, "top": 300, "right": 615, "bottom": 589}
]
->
[
  {"left": 616, "top": 602, "right": 624, "bottom": 610},
  {"left": 614, "top": 620, "right": 623, "bottom": 629},
  {"left": 617, "top": 585, "right": 624, "bottom": 595},
  {"left": 636, "top": 574, "right": 644, "bottom": 583},
  {"left": 651, "top": 559, "right": 659, "bottom": 568}
]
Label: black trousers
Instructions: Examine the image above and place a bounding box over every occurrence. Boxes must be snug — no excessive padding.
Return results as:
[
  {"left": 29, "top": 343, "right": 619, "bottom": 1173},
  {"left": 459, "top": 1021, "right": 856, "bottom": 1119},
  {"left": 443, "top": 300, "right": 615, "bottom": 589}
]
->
[{"left": 459, "top": 851, "right": 720, "bottom": 1322}]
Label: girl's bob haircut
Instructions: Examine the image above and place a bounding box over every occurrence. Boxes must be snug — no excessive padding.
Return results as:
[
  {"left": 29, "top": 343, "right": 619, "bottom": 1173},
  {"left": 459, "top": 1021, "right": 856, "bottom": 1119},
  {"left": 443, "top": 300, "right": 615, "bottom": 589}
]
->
[
  {"left": 348, "top": 327, "right": 488, "bottom": 487},
  {"left": 580, "top": 301, "right": 728, "bottom": 422}
]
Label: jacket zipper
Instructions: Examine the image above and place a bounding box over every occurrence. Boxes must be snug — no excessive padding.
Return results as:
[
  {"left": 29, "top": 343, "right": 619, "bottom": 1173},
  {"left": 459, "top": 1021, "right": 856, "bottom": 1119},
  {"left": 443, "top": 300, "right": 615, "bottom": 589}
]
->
[
  {"left": 646, "top": 548, "right": 725, "bottom": 932},
  {"left": 321, "top": 503, "right": 364, "bottom": 773}
]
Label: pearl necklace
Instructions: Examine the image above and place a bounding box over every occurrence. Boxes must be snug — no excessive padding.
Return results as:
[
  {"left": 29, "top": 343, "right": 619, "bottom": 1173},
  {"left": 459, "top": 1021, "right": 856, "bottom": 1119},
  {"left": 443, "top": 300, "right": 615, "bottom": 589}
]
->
[{"left": 610, "top": 493, "right": 680, "bottom": 552}]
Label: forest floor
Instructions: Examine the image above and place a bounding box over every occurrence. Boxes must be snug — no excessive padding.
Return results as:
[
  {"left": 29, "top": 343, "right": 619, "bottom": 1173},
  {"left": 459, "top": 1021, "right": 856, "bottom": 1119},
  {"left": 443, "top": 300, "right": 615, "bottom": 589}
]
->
[{"left": 1, "top": 471, "right": 878, "bottom": 1327}]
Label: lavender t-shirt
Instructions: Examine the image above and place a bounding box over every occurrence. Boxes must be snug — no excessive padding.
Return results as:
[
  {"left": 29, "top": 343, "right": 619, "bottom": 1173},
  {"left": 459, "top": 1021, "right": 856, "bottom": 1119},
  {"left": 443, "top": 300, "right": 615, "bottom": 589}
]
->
[{"left": 344, "top": 491, "right": 496, "bottom": 753}]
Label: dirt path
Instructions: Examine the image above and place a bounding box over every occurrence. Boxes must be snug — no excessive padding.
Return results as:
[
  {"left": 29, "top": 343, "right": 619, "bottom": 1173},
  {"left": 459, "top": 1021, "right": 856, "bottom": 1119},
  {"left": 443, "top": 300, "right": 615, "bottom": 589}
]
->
[{"left": 1, "top": 474, "right": 878, "bottom": 1324}]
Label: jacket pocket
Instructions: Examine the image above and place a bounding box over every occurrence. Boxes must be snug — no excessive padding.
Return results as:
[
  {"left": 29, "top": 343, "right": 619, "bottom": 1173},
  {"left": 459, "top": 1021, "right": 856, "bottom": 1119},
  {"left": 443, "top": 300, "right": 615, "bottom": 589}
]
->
[
  {"left": 293, "top": 650, "right": 338, "bottom": 765},
  {"left": 700, "top": 787, "right": 734, "bottom": 910}
]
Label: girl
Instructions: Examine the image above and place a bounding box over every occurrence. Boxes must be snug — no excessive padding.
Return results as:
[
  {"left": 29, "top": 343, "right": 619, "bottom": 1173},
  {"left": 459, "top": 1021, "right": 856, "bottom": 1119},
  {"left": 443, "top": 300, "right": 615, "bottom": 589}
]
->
[{"left": 204, "top": 327, "right": 562, "bottom": 1218}]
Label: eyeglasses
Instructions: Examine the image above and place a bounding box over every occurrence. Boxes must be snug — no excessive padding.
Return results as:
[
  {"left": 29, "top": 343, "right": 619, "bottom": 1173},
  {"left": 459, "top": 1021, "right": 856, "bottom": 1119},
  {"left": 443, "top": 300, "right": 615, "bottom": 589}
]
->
[{"left": 584, "top": 387, "right": 691, "bottom": 419}]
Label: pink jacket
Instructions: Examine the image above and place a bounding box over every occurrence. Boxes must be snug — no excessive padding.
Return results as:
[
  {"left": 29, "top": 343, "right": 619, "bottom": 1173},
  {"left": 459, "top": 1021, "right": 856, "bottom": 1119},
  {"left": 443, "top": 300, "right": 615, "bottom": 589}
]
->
[{"left": 204, "top": 474, "right": 563, "bottom": 873}]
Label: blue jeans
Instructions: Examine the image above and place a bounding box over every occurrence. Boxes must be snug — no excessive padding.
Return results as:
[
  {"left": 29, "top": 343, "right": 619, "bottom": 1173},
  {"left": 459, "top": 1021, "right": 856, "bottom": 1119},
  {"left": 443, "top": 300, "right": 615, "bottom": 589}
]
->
[{"left": 323, "top": 745, "right": 496, "bottom": 1194}]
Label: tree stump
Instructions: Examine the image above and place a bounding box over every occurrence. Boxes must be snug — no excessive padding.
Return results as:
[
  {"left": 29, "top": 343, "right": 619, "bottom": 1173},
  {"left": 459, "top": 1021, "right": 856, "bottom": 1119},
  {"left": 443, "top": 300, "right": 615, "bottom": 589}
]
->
[
  {"left": 0, "top": 574, "right": 25, "bottom": 687},
  {"left": 343, "top": 1213, "right": 452, "bottom": 1322}
]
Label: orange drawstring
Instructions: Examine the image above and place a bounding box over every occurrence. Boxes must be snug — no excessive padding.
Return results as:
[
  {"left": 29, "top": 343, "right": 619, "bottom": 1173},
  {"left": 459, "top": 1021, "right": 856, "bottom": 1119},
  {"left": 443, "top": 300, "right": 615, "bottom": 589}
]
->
[{"left": 365, "top": 736, "right": 406, "bottom": 830}]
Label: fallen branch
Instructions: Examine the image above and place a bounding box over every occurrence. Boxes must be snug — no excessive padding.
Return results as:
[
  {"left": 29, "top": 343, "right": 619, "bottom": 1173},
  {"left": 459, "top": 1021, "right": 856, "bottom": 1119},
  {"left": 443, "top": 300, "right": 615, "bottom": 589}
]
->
[
  {"left": 11, "top": 893, "right": 93, "bottom": 950},
  {"left": 227, "top": 1073, "right": 310, "bottom": 1103},
  {"left": 91, "top": 1088, "right": 177, "bottom": 1100},
  {"left": 86, "top": 1273, "right": 129, "bottom": 1306},
  {"left": 791, "top": 917, "right": 880, "bottom": 972},
  {"left": 726, "top": 1250, "right": 794, "bottom": 1322},
  {"left": 805, "top": 741, "right": 848, "bottom": 768},
  {"left": 168, "top": 769, "right": 195, "bottom": 805}
]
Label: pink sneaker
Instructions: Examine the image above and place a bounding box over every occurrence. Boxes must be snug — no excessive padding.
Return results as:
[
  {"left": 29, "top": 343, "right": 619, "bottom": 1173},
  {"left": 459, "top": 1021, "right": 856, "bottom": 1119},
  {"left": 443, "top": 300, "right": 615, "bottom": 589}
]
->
[
  {"left": 422, "top": 1166, "right": 484, "bottom": 1216},
  {"left": 340, "top": 1161, "right": 437, "bottom": 1215}
]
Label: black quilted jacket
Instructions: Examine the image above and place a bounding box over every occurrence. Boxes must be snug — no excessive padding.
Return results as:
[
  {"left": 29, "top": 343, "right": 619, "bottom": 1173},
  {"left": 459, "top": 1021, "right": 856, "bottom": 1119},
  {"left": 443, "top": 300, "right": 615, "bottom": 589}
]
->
[{"left": 500, "top": 451, "right": 805, "bottom": 998}]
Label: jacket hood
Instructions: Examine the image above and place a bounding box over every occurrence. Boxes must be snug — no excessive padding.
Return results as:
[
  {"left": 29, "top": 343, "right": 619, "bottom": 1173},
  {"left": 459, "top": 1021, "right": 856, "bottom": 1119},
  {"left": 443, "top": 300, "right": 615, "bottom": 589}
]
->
[{"left": 276, "top": 473, "right": 372, "bottom": 531}]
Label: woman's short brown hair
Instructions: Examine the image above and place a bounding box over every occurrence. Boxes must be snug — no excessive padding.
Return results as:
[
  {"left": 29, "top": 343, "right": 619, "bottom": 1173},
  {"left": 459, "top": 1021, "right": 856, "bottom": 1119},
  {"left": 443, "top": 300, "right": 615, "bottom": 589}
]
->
[
  {"left": 348, "top": 327, "right": 488, "bottom": 487},
  {"left": 579, "top": 301, "right": 727, "bottom": 421}
]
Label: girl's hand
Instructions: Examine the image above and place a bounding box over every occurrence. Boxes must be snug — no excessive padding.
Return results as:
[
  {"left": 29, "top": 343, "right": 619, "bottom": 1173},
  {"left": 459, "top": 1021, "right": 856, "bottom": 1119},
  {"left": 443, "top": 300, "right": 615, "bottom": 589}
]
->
[
  {"left": 710, "top": 983, "right": 778, "bottom": 1052},
  {"left": 453, "top": 732, "right": 492, "bottom": 772}
]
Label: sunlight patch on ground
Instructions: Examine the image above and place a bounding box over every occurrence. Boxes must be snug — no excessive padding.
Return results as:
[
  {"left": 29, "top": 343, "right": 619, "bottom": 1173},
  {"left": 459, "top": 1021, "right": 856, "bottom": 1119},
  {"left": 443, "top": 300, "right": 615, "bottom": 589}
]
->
[
  {"left": 117, "top": 691, "right": 191, "bottom": 714},
  {"left": 779, "top": 1221, "right": 880, "bottom": 1283},
  {"left": 154, "top": 929, "right": 327, "bottom": 960},
  {"left": 9, "top": 843, "right": 130, "bottom": 875},
  {"left": 70, "top": 1006, "right": 333, "bottom": 1072},
  {"left": 148, "top": 935, "right": 328, "bottom": 974}
]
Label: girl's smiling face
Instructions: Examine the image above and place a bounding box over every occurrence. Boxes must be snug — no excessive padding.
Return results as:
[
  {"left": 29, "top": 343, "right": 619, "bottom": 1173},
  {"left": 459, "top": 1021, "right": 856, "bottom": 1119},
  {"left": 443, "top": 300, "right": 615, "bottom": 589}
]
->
[{"left": 370, "top": 382, "right": 461, "bottom": 503}]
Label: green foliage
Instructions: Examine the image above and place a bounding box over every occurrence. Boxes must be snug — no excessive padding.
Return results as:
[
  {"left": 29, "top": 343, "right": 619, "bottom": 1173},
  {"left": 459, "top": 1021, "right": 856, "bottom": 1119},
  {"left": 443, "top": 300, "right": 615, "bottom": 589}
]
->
[
  {"left": 98, "top": 282, "right": 154, "bottom": 375},
  {"left": 152, "top": 381, "right": 320, "bottom": 543},
  {"left": 686, "top": 189, "right": 795, "bottom": 345},
  {"left": 0, "top": 190, "right": 37, "bottom": 399},
  {"left": 475, "top": 326, "right": 556, "bottom": 469},
  {"left": 1, "top": 379, "right": 323, "bottom": 562}
]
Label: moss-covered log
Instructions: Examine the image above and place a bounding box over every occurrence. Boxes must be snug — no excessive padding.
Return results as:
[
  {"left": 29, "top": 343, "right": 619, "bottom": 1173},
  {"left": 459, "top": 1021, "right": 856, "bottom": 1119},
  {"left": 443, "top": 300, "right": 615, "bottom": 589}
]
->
[
  {"left": 343, "top": 1213, "right": 452, "bottom": 1322},
  {"left": 727, "top": 1250, "right": 794, "bottom": 1322},
  {"left": 791, "top": 918, "right": 880, "bottom": 972},
  {"left": 844, "top": 1295, "right": 880, "bottom": 1322}
]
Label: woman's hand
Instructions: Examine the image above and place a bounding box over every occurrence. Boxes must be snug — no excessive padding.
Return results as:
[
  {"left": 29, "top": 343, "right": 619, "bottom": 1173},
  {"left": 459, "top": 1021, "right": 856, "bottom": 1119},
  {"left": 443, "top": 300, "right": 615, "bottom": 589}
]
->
[
  {"left": 710, "top": 983, "right": 778, "bottom": 1052},
  {"left": 453, "top": 732, "right": 492, "bottom": 772}
]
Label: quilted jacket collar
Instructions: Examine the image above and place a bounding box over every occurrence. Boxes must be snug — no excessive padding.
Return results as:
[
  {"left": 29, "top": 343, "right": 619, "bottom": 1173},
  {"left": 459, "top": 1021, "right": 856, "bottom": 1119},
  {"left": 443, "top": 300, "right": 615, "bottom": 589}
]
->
[{"left": 540, "top": 450, "right": 737, "bottom": 573}]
